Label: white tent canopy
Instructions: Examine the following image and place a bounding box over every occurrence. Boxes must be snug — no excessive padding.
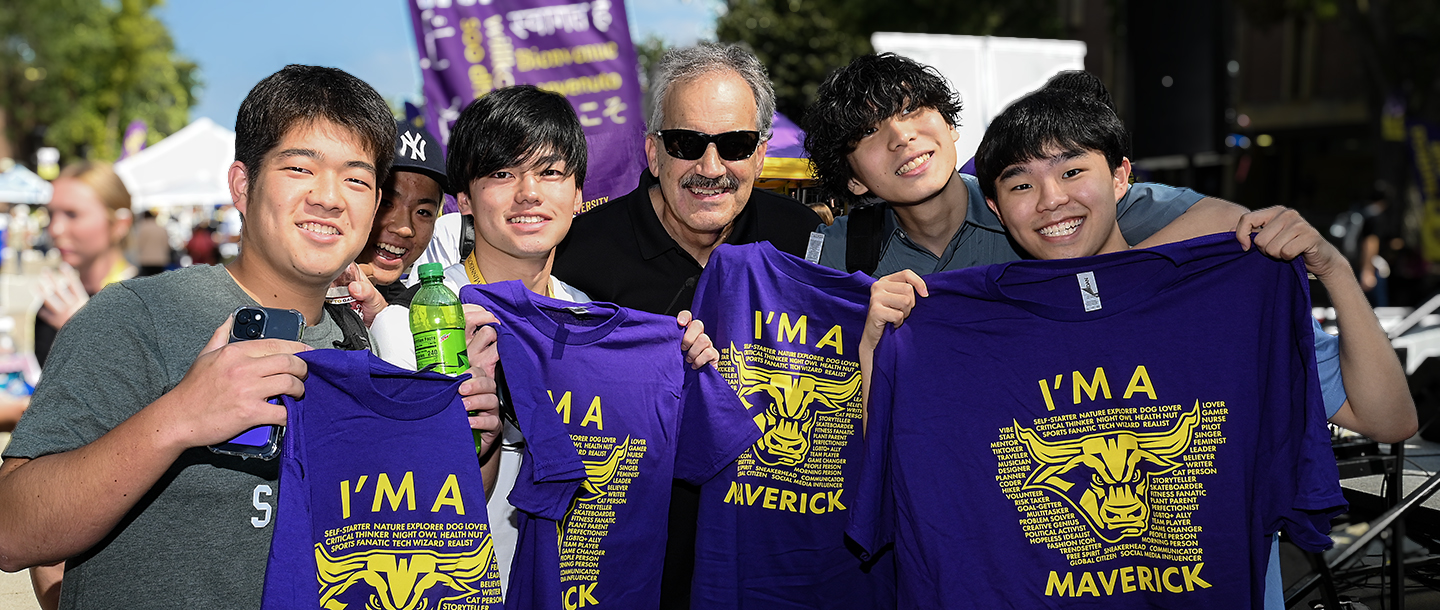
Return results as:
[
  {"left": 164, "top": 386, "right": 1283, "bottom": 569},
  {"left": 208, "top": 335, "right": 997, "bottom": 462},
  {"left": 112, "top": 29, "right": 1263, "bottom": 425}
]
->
[
  {"left": 871, "top": 32, "right": 1087, "bottom": 166},
  {"left": 114, "top": 117, "right": 236, "bottom": 210},
  {"left": 0, "top": 164, "right": 53, "bottom": 205}
]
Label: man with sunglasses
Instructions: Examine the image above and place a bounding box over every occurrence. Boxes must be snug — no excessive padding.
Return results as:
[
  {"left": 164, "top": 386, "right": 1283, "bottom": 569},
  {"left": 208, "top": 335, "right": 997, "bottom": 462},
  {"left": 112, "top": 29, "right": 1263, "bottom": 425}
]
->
[
  {"left": 553, "top": 43, "right": 820, "bottom": 318},
  {"left": 551, "top": 43, "right": 820, "bottom": 609}
]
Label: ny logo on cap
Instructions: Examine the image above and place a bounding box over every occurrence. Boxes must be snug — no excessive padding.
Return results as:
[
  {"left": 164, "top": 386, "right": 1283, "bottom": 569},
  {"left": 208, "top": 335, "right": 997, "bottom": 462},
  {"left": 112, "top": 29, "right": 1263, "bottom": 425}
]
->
[{"left": 400, "top": 131, "right": 427, "bottom": 161}]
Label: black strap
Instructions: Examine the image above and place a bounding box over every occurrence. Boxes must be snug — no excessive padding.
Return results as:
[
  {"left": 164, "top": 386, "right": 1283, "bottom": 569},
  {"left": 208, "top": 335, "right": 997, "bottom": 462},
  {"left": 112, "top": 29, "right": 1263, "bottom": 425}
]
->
[
  {"left": 845, "top": 204, "right": 887, "bottom": 276},
  {"left": 459, "top": 214, "right": 475, "bottom": 261},
  {"left": 374, "top": 280, "right": 410, "bottom": 305},
  {"left": 389, "top": 282, "right": 423, "bottom": 310},
  {"left": 663, "top": 275, "right": 700, "bottom": 317},
  {"left": 325, "top": 302, "right": 371, "bottom": 351}
]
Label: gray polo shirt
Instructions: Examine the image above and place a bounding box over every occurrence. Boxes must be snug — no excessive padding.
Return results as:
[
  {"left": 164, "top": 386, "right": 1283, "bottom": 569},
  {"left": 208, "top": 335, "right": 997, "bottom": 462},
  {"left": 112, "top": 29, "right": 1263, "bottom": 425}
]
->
[{"left": 815, "top": 173, "right": 1206, "bottom": 276}]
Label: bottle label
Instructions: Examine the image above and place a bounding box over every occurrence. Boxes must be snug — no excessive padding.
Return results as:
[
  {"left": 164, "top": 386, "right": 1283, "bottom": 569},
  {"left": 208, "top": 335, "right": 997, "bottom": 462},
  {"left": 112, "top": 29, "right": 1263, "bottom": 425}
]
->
[{"left": 413, "top": 327, "right": 470, "bottom": 375}]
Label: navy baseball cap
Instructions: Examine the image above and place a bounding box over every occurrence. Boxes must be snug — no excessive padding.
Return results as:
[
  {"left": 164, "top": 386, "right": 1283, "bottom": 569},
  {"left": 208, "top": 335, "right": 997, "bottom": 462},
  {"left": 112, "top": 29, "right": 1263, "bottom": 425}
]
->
[{"left": 392, "top": 119, "right": 447, "bottom": 193}]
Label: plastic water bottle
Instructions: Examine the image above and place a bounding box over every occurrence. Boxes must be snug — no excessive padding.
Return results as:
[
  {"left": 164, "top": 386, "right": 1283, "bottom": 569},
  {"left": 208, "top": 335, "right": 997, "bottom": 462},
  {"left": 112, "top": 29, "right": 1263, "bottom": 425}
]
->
[{"left": 410, "top": 263, "right": 469, "bottom": 375}]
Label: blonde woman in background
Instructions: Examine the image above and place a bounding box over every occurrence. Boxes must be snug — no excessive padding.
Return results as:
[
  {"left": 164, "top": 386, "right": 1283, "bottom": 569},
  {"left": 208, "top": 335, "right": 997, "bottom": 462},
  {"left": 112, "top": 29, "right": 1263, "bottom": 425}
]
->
[
  {"left": 35, "top": 162, "right": 138, "bottom": 368},
  {"left": 28, "top": 161, "right": 137, "bottom": 610}
]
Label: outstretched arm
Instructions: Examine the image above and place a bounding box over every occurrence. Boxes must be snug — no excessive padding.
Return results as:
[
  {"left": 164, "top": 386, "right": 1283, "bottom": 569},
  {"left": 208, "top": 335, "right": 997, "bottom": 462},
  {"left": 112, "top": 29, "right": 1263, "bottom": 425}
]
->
[
  {"left": 1236, "top": 207, "right": 1417, "bottom": 442},
  {"left": 1134, "top": 197, "right": 1248, "bottom": 249}
]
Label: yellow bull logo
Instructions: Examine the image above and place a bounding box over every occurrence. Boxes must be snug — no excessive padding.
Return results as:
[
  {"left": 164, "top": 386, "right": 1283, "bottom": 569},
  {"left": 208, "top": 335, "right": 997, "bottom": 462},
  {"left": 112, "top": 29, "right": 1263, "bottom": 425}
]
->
[
  {"left": 1013, "top": 402, "right": 1200, "bottom": 543},
  {"left": 727, "top": 344, "right": 861, "bottom": 467},
  {"left": 315, "top": 538, "right": 496, "bottom": 610}
]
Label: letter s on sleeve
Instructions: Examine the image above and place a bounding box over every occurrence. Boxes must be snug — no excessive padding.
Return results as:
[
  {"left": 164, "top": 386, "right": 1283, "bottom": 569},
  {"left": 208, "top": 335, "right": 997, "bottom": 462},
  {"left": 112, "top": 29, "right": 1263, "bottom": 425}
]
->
[{"left": 252, "top": 484, "right": 273, "bottom": 528}]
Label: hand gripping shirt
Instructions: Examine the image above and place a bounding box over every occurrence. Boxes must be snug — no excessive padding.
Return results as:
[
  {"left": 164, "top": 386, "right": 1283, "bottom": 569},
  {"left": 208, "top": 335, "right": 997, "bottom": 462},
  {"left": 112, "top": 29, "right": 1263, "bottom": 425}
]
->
[
  {"left": 850, "top": 234, "right": 1346, "bottom": 608},
  {"left": 458, "top": 281, "right": 761, "bottom": 610},
  {"left": 689, "top": 242, "right": 892, "bottom": 609},
  {"left": 260, "top": 349, "right": 582, "bottom": 610}
]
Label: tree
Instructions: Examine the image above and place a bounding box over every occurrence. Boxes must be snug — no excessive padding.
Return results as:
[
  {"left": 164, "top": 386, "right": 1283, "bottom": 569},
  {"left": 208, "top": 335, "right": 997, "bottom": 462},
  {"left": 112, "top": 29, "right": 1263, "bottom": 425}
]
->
[
  {"left": 635, "top": 34, "right": 671, "bottom": 124},
  {"left": 0, "top": 0, "right": 199, "bottom": 166},
  {"left": 715, "top": 0, "right": 870, "bottom": 121},
  {"left": 716, "top": 0, "right": 1064, "bottom": 122}
]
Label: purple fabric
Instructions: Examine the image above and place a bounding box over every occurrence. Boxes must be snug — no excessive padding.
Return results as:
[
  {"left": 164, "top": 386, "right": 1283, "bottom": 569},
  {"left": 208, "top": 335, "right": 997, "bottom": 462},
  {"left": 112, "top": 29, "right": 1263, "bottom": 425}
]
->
[
  {"left": 406, "top": 0, "right": 647, "bottom": 208},
  {"left": 262, "top": 350, "right": 515, "bottom": 609},
  {"left": 767, "top": 112, "right": 807, "bottom": 160},
  {"left": 689, "top": 243, "right": 893, "bottom": 610},
  {"left": 851, "top": 234, "right": 1345, "bottom": 608},
  {"left": 458, "top": 281, "right": 759, "bottom": 610},
  {"left": 119, "top": 119, "right": 147, "bottom": 160}
]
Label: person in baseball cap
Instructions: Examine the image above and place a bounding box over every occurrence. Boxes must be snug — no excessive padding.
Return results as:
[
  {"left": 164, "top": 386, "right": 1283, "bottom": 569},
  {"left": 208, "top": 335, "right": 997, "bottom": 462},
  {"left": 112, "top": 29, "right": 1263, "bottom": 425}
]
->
[{"left": 354, "top": 119, "right": 447, "bottom": 301}]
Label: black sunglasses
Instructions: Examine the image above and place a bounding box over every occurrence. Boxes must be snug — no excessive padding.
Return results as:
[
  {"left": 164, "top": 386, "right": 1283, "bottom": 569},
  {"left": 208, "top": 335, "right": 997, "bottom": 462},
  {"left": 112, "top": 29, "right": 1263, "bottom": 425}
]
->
[{"left": 657, "top": 129, "right": 762, "bottom": 161}]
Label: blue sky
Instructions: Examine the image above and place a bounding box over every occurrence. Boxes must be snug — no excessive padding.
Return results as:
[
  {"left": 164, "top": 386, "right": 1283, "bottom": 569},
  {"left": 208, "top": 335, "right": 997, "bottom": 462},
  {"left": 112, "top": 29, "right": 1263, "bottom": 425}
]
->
[{"left": 157, "top": 0, "right": 719, "bottom": 129}]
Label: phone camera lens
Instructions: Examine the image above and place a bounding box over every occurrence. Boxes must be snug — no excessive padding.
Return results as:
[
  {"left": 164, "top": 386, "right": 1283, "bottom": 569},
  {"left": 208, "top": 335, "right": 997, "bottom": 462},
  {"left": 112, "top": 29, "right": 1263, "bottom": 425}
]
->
[{"left": 245, "top": 325, "right": 261, "bottom": 339}]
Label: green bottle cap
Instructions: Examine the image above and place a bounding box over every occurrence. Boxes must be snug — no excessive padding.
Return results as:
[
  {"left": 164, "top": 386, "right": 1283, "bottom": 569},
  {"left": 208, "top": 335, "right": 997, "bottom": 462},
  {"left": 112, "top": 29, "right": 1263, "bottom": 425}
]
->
[{"left": 417, "top": 262, "right": 445, "bottom": 281}]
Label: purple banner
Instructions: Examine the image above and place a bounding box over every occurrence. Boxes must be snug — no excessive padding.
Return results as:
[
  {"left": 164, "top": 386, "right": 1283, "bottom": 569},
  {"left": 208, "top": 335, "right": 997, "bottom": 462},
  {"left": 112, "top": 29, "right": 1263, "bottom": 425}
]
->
[
  {"left": 1410, "top": 121, "right": 1440, "bottom": 262},
  {"left": 408, "top": 0, "right": 648, "bottom": 211},
  {"left": 119, "top": 119, "right": 148, "bottom": 160}
]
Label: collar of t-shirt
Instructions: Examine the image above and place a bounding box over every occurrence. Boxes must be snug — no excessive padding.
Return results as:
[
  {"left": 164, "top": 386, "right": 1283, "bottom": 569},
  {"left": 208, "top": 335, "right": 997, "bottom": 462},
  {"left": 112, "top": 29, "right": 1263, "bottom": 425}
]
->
[
  {"left": 628, "top": 170, "right": 771, "bottom": 264},
  {"left": 880, "top": 172, "right": 1007, "bottom": 271}
]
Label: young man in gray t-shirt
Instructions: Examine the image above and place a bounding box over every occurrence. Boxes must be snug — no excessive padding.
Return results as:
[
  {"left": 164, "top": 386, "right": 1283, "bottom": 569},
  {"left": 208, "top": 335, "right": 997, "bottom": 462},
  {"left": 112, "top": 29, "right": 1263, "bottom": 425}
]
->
[{"left": 0, "top": 66, "right": 500, "bottom": 609}]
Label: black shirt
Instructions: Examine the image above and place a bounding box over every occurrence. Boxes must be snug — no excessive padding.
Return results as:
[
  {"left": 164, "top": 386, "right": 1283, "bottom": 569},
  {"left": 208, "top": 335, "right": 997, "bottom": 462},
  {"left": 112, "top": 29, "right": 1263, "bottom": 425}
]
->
[
  {"left": 553, "top": 170, "right": 821, "bottom": 315},
  {"left": 375, "top": 279, "right": 413, "bottom": 307}
]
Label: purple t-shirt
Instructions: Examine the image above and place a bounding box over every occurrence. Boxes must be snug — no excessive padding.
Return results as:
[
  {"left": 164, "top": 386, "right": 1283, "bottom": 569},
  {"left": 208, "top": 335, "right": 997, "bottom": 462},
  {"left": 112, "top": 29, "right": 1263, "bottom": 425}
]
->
[
  {"left": 459, "top": 281, "right": 760, "bottom": 610},
  {"left": 850, "top": 234, "right": 1346, "bottom": 608},
  {"left": 262, "top": 349, "right": 581, "bottom": 609},
  {"left": 689, "top": 242, "right": 892, "bottom": 609}
]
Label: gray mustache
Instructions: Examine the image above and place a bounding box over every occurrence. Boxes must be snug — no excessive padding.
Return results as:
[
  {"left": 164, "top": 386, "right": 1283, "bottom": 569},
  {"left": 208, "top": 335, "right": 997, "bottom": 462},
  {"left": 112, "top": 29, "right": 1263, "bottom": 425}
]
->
[{"left": 681, "top": 174, "right": 740, "bottom": 191}]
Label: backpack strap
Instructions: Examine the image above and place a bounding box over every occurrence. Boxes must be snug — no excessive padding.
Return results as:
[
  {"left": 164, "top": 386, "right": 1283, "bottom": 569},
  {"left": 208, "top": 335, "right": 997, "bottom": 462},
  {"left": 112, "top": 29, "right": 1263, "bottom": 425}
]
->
[
  {"left": 845, "top": 204, "right": 887, "bottom": 276},
  {"left": 459, "top": 214, "right": 476, "bottom": 261},
  {"left": 326, "top": 302, "right": 372, "bottom": 351}
]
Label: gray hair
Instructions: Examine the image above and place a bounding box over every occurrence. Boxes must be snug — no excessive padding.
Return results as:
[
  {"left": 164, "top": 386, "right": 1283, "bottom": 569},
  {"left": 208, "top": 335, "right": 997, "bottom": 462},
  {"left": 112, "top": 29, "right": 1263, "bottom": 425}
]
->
[{"left": 647, "top": 43, "right": 776, "bottom": 140}]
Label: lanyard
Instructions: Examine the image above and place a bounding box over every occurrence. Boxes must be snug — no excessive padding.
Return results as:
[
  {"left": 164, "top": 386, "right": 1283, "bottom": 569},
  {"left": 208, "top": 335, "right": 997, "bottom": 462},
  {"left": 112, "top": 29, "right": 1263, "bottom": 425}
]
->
[
  {"left": 462, "top": 251, "right": 487, "bottom": 285},
  {"left": 462, "top": 251, "right": 553, "bottom": 298}
]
